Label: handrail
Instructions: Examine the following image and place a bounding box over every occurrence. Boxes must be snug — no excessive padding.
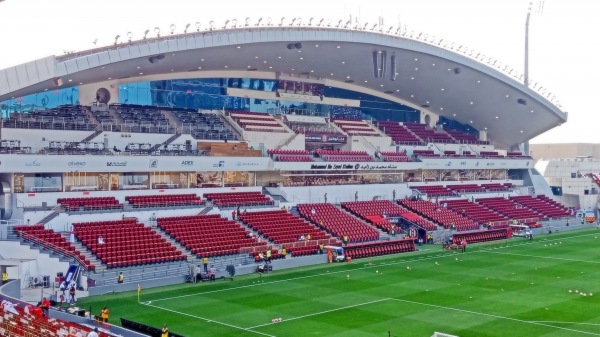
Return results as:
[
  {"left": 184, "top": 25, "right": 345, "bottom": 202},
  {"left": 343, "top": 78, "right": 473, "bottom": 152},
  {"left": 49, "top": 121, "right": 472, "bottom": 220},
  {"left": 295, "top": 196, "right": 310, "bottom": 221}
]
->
[{"left": 18, "top": 232, "right": 93, "bottom": 271}]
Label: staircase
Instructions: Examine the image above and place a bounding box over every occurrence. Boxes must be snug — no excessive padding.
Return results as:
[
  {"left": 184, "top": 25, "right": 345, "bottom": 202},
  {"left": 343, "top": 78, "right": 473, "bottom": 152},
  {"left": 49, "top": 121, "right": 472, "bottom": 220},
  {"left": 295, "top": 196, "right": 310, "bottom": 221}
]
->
[
  {"left": 60, "top": 233, "right": 104, "bottom": 272},
  {"left": 38, "top": 207, "right": 62, "bottom": 225},
  {"left": 275, "top": 133, "right": 300, "bottom": 149},
  {"left": 80, "top": 129, "right": 103, "bottom": 143},
  {"left": 262, "top": 187, "right": 289, "bottom": 203},
  {"left": 159, "top": 109, "right": 183, "bottom": 132},
  {"left": 150, "top": 223, "right": 195, "bottom": 263},
  {"left": 198, "top": 205, "right": 213, "bottom": 214},
  {"left": 151, "top": 132, "right": 182, "bottom": 151}
]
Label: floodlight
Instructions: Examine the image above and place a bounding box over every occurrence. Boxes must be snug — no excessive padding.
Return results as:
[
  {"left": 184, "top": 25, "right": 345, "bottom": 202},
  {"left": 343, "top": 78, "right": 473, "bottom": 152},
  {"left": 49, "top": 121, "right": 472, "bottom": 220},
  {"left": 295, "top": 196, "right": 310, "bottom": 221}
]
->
[
  {"left": 127, "top": 32, "right": 133, "bottom": 42},
  {"left": 184, "top": 23, "right": 191, "bottom": 33},
  {"left": 195, "top": 22, "right": 201, "bottom": 31},
  {"left": 170, "top": 24, "right": 176, "bottom": 34},
  {"left": 154, "top": 27, "right": 160, "bottom": 37},
  {"left": 114, "top": 35, "right": 121, "bottom": 45},
  {"left": 143, "top": 29, "right": 150, "bottom": 39}
]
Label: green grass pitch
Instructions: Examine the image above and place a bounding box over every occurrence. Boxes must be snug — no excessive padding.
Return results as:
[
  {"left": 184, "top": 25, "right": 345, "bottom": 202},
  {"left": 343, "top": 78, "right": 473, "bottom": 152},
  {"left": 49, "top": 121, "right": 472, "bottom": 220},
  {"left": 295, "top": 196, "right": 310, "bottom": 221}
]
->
[{"left": 77, "top": 229, "right": 600, "bottom": 336}]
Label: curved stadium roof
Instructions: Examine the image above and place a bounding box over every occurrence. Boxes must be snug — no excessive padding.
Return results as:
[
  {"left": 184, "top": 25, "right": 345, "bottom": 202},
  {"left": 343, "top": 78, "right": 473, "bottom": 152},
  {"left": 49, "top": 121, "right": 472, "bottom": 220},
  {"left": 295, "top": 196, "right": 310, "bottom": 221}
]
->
[{"left": 0, "top": 24, "right": 567, "bottom": 147}]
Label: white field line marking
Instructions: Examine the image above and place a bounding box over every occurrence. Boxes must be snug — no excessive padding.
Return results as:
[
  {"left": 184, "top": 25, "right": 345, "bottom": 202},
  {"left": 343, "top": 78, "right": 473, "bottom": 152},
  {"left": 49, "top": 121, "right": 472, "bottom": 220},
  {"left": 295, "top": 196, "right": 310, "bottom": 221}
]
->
[
  {"left": 246, "top": 298, "right": 391, "bottom": 329},
  {"left": 389, "top": 298, "right": 600, "bottom": 336},
  {"left": 150, "top": 231, "right": 600, "bottom": 303},
  {"left": 150, "top": 253, "right": 453, "bottom": 302},
  {"left": 529, "top": 321, "right": 600, "bottom": 326},
  {"left": 141, "top": 301, "right": 276, "bottom": 337},
  {"left": 483, "top": 250, "right": 600, "bottom": 264}
]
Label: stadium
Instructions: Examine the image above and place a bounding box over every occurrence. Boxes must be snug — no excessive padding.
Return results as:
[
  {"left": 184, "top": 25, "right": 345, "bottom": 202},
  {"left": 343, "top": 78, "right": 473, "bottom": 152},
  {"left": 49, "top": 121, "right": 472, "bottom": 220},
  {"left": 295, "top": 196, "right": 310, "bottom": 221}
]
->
[{"left": 0, "top": 9, "right": 598, "bottom": 337}]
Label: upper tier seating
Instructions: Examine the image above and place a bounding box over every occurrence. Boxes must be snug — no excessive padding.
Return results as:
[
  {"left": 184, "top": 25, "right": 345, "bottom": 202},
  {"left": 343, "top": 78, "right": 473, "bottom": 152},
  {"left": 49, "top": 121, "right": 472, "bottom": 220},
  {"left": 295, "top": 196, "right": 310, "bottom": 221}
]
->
[
  {"left": 239, "top": 209, "right": 331, "bottom": 244},
  {"left": 447, "top": 184, "right": 485, "bottom": 193},
  {"left": 315, "top": 149, "right": 373, "bottom": 162},
  {"left": 332, "top": 118, "right": 381, "bottom": 136},
  {"left": 376, "top": 121, "right": 422, "bottom": 145},
  {"left": 158, "top": 214, "right": 265, "bottom": 257},
  {"left": 507, "top": 151, "right": 529, "bottom": 158},
  {"left": 73, "top": 219, "right": 186, "bottom": 268},
  {"left": 411, "top": 185, "right": 454, "bottom": 197},
  {"left": 297, "top": 203, "right": 380, "bottom": 243},
  {"left": 399, "top": 199, "right": 479, "bottom": 231},
  {"left": 174, "top": 109, "right": 238, "bottom": 141},
  {"left": 341, "top": 200, "right": 410, "bottom": 233},
  {"left": 14, "top": 225, "right": 95, "bottom": 271},
  {"left": 114, "top": 104, "right": 172, "bottom": 133},
  {"left": 125, "top": 193, "right": 203, "bottom": 207},
  {"left": 203, "top": 191, "right": 274, "bottom": 207},
  {"left": 404, "top": 123, "right": 455, "bottom": 143},
  {"left": 287, "top": 120, "right": 340, "bottom": 135},
  {"left": 480, "top": 183, "right": 512, "bottom": 192},
  {"left": 480, "top": 151, "right": 502, "bottom": 158},
  {"left": 268, "top": 149, "right": 314, "bottom": 162},
  {"left": 476, "top": 197, "right": 542, "bottom": 223},
  {"left": 413, "top": 149, "right": 441, "bottom": 157},
  {"left": 230, "top": 111, "right": 287, "bottom": 133},
  {"left": 3, "top": 105, "right": 96, "bottom": 131},
  {"left": 444, "top": 128, "right": 489, "bottom": 145},
  {"left": 379, "top": 151, "right": 411, "bottom": 162},
  {"left": 58, "top": 197, "right": 122, "bottom": 212},
  {"left": 444, "top": 199, "right": 508, "bottom": 225},
  {"left": 510, "top": 195, "right": 571, "bottom": 218}
]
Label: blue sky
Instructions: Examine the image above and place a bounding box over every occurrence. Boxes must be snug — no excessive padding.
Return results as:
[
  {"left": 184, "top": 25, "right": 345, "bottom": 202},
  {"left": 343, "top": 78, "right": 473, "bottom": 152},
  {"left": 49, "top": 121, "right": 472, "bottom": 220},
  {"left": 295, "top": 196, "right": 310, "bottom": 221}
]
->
[{"left": 0, "top": 0, "right": 597, "bottom": 144}]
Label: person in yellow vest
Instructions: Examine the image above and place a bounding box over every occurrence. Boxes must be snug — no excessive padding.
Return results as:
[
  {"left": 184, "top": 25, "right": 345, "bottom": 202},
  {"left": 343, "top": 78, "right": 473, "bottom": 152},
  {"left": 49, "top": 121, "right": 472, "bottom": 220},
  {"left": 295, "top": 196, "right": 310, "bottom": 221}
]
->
[
  {"left": 203, "top": 257, "right": 208, "bottom": 272},
  {"left": 281, "top": 248, "right": 287, "bottom": 258},
  {"left": 1, "top": 271, "right": 8, "bottom": 285},
  {"left": 161, "top": 324, "right": 169, "bottom": 337},
  {"left": 118, "top": 272, "right": 124, "bottom": 284},
  {"left": 266, "top": 249, "right": 272, "bottom": 263},
  {"left": 100, "top": 306, "right": 109, "bottom": 323}
]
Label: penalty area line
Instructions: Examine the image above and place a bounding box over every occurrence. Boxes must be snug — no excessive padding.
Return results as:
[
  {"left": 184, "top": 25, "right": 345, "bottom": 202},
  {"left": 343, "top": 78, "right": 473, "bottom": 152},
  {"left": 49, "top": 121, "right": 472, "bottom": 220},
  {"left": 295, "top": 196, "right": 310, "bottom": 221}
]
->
[{"left": 140, "top": 301, "right": 276, "bottom": 337}]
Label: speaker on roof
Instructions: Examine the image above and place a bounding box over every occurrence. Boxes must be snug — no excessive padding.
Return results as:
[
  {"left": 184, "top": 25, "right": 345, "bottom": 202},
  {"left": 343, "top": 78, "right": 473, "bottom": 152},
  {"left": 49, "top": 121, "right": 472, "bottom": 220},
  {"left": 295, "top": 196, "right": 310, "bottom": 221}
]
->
[{"left": 53, "top": 78, "right": 63, "bottom": 87}]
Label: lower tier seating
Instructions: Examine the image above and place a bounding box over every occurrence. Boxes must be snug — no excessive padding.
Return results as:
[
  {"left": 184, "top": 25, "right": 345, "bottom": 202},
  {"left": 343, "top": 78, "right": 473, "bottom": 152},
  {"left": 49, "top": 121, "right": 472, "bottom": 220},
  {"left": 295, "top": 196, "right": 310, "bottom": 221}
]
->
[
  {"left": 399, "top": 199, "right": 479, "bottom": 231},
  {"left": 158, "top": 214, "right": 266, "bottom": 257},
  {"left": 239, "top": 209, "right": 331, "bottom": 244},
  {"left": 73, "top": 219, "right": 186, "bottom": 268},
  {"left": 297, "top": 203, "right": 380, "bottom": 243}
]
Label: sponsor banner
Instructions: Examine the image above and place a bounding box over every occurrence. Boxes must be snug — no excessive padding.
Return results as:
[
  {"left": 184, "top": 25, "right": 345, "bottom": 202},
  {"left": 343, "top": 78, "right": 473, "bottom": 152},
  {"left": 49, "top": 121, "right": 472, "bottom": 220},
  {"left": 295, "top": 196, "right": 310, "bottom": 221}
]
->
[
  {"left": 274, "top": 162, "right": 421, "bottom": 171},
  {"left": 421, "top": 158, "right": 532, "bottom": 169},
  {"left": 0, "top": 155, "right": 272, "bottom": 173},
  {"left": 304, "top": 133, "right": 347, "bottom": 144}
]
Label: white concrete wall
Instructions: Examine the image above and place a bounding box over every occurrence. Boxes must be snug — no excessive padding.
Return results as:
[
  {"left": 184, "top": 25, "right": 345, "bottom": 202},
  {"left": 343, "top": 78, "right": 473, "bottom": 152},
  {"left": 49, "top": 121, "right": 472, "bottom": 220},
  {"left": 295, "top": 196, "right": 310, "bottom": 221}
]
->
[
  {"left": 280, "top": 183, "right": 413, "bottom": 204},
  {"left": 0, "top": 241, "right": 70, "bottom": 289},
  {"left": 17, "top": 186, "right": 263, "bottom": 209},
  {"left": 87, "top": 131, "right": 172, "bottom": 151}
]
